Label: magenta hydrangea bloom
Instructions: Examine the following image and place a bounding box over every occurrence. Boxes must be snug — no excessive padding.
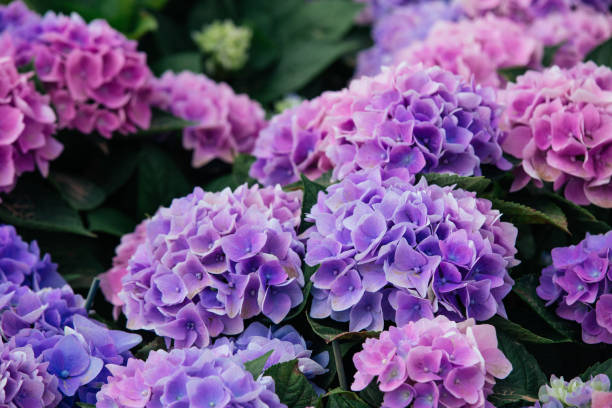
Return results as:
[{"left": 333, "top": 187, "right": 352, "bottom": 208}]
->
[
  {"left": 501, "top": 62, "right": 612, "bottom": 208},
  {"left": 119, "top": 184, "right": 304, "bottom": 348},
  {"left": 304, "top": 168, "right": 519, "bottom": 332},
  {"left": 99, "top": 219, "right": 148, "bottom": 319},
  {"left": 0, "top": 54, "right": 61, "bottom": 194},
  {"left": 392, "top": 16, "right": 541, "bottom": 88},
  {"left": 0, "top": 224, "right": 65, "bottom": 290},
  {"left": 96, "top": 344, "right": 286, "bottom": 408},
  {"left": 351, "top": 316, "right": 512, "bottom": 408},
  {"left": 536, "top": 231, "right": 612, "bottom": 344},
  {"left": 456, "top": 0, "right": 611, "bottom": 20},
  {"left": 22, "top": 10, "right": 153, "bottom": 137},
  {"left": 152, "top": 71, "right": 266, "bottom": 167},
  {"left": 0, "top": 1, "right": 42, "bottom": 66},
  {"left": 0, "top": 337, "right": 62, "bottom": 408}
]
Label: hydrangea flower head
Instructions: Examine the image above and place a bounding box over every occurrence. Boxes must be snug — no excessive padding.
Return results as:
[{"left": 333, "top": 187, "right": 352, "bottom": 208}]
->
[
  {"left": 0, "top": 337, "right": 61, "bottom": 408},
  {"left": 537, "top": 231, "right": 612, "bottom": 344},
  {"left": 25, "top": 9, "right": 153, "bottom": 137},
  {"left": 0, "top": 54, "right": 61, "bottom": 193},
  {"left": 393, "top": 16, "right": 542, "bottom": 88},
  {"left": 501, "top": 62, "right": 612, "bottom": 208},
  {"left": 96, "top": 344, "right": 286, "bottom": 408},
  {"left": 528, "top": 374, "right": 611, "bottom": 408},
  {"left": 193, "top": 20, "right": 252, "bottom": 73},
  {"left": 304, "top": 168, "right": 519, "bottom": 331},
  {"left": 152, "top": 71, "right": 266, "bottom": 167},
  {"left": 99, "top": 219, "right": 148, "bottom": 319},
  {"left": 0, "top": 1, "right": 42, "bottom": 66},
  {"left": 456, "top": 0, "right": 611, "bottom": 19},
  {"left": 0, "top": 224, "right": 64, "bottom": 290},
  {"left": 119, "top": 184, "right": 304, "bottom": 347},
  {"left": 351, "top": 316, "right": 512, "bottom": 408}
]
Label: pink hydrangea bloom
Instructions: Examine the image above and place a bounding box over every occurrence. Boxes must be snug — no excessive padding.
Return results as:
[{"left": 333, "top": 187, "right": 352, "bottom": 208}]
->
[
  {"left": 351, "top": 316, "right": 512, "bottom": 408},
  {"left": 392, "top": 15, "right": 542, "bottom": 88},
  {"left": 500, "top": 62, "right": 612, "bottom": 207},
  {"left": 152, "top": 71, "right": 266, "bottom": 167},
  {"left": 0, "top": 54, "right": 61, "bottom": 193},
  {"left": 99, "top": 219, "right": 148, "bottom": 320}
]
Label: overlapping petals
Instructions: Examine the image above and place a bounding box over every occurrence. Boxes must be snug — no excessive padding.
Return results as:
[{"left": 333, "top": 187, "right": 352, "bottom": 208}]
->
[
  {"left": 0, "top": 1, "right": 42, "bottom": 66},
  {"left": 96, "top": 344, "right": 286, "bottom": 408},
  {"left": 119, "top": 184, "right": 304, "bottom": 347},
  {"left": 304, "top": 168, "right": 519, "bottom": 331},
  {"left": 527, "top": 374, "right": 611, "bottom": 408},
  {"left": 351, "top": 316, "right": 512, "bottom": 408},
  {"left": 152, "top": 71, "right": 266, "bottom": 167},
  {"left": 537, "top": 231, "right": 612, "bottom": 344},
  {"left": 501, "top": 62, "right": 612, "bottom": 208}
]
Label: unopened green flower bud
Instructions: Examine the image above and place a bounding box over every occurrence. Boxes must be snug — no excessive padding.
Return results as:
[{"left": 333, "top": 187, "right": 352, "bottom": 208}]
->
[{"left": 193, "top": 20, "right": 252, "bottom": 72}]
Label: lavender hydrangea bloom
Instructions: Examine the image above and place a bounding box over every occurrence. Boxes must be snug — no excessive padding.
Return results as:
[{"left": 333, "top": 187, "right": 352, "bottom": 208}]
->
[
  {"left": 96, "top": 344, "right": 286, "bottom": 408},
  {"left": 152, "top": 71, "right": 266, "bottom": 167},
  {"left": 0, "top": 54, "right": 62, "bottom": 194},
  {"left": 304, "top": 168, "right": 519, "bottom": 331},
  {"left": 527, "top": 374, "right": 611, "bottom": 408},
  {"left": 536, "top": 231, "right": 612, "bottom": 344},
  {"left": 0, "top": 337, "right": 62, "bottom": 408},
  {"left": 0, "top": 1, "right": 42, "bottom": 66},
  {"left": 351, "top": 316, "right": 512, "bottom": 408},
  {"left": 0, "top": 224, "right": 64, "bottom": 290},
  {"left": 119, "top": 184, "right": 304, "bottom": 348}
]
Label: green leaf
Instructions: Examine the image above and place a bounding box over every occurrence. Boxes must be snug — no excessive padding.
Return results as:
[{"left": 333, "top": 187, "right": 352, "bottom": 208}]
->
[
  {"left": 285, "top": 264, "right": 316, "bottom": 321},
  {"left": 76, "top": 403, "right": 96, "bottom": 408},
  {"left": 584, "top": 37, "right": 612, "bottom": 67},
  {"left": 128, "top": 10, "right": 158, "bottom": 39},
  {"left": 299, "top": 175, "right": 326, "bottom": 234},
  {"left": 203, "top": 154, "right": 256, "bottom": 192},
  {"left": 87, "top": 208, "right": 136, "bottom": 236},
  {"left": 244, "top": 350, "right": 274, "bottom": 379},
  {"left": 257, "top": 39, "right": 364, "bottom": 102},
  {"left": 513, "top": 274, "right": 580, "bottom": 341},
  {"left": 542, "top": 191, "right": 610, "bottom": 234},
  {"left": 423, "top": 173, "right": 491, "bottom": 193},
  {"left": 325, "top": 389, "right": 370, "bottom": 408},
  {"left": 498, "top": 66, "right": 528, "bottom": 82},
  {"left": 581, "top": 358, "right": 612, "bottom": 381},
  {"left": 490, "top": 199, "right": 569, "bottom": 233},
  {"left": 137, "top": 145, "right": 192, "bottom": 217},
  {"left": 489, "top": 333, "right": 546, "bottom": 406},
  {"left": 0, "top": 175, "right": 93, "bottom": 237},
  {"left": 307, "top": 314, "right": 379, "bottom": 344},
  {"left": 49, "top": 173, "right": 107, "bottom": 211},
  {"left": 358, "top": 380, "right": 384, "bottom": 408},
  {"left": 542, "top": 43, "right": 564, "bottom": 67},
  {"left": 264, "top": 360, "right": 318, "bottom": 408},
  {"left": 152, "top": 52, "right": 203, "bottom": 75},
  {"left": 487, "top": 315, "right": 571, "bottom": 344},
  {"left": 135, "top": 337, "right": 166, "bottom": 360},
  {"left": 140, "top": 109, "right": 197, "bottom": 135}
]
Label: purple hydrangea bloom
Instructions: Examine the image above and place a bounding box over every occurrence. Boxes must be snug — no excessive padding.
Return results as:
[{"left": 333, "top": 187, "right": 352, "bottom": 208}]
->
[
  {"left": 0, "top": 54, "right": 62, "bottom": 194},
  {"left": 536, "top": 231, "right": 612, "bottom": 344},
  {"left": 152, "top": 71, "right": 266, "bottom": 167},
  {"left": 527, "top": 374, "right": 611, "bottom": 408},
  {"left": 96, "top": 344, "right": 286, "bottom": 408},
  {"left": 0, "top": 1, "right": 42, "bottom": 66},
  {"left": 0, "top": 224, "right": 65, "bottom": 290},
  {"left": 119, "top": 184, "right": 304, "bottom": 348},
  {"left": 457, "top": 0, "right": 610, "bottom": 20},
  {"left": 351, "top": 316, "right": 512, "bottom": 407},
  {"left": 0, "top": 337, "right": 62, "bottom": 408},
  {"left": 304, "top": 168, "right": 519, "bottom": 331}
]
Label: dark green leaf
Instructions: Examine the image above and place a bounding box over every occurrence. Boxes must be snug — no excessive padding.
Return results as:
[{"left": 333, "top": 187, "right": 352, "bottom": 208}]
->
[
  {"left": 232, "top": 154, "right": 256, "bottom": 185},
  {"left": 140, "top": 109, "right": 197, "bottom": 135},
  {"left": 307, "top": 315, "right": 379, "bottom": 344},
  {"left": 423, "top": 174, "right": 491, "bottom": 193},
  {"left": 487, "top": 315, "right": 571, "bottom": 344},
  {"left": 581, "top": 358, "right": 612, "bottom": 381},
  {"left": 513, "top": 275, "right": 580, "bottom": 341},
  {"left": 128, "top": 11, "right": 158, "bottom": 39},
  {"left": 489, "top": 333, "right": 546, "bottom": 406},
  {"left": 204, "top": 174, "right": 237, "bottom": 193},
  {"left": 87, "top": 208, "right": 137, "bottom": 236},
  {"left": 299, "top": 175, "right": 326, "bottom": 234},
  {"left": 358, "top": 380, "right": 384, "bottom": 408},
  {"left": 76, "top": 403, "right": 96, "bottom": 408},
  {"left": 325, "top": 389, "right": 370, "bottom": 408},
  {"left": 542, "top": 43, "right": 564, "bottom": 67},
  {"left": 264, "top": 360, "right": 318, "bottom": 408},
  {"left": 135, "top": 337, "right": 166, "bottom": 360},
  {"left": 244, "top": 350, "right": 274, "bottom": 379},
  {"left": 0, "top": 176, "right": 93, "bottom": 236},
  {"left": 490, "top": 199, "right": 569, "bottom": 233},
  {"left": 541, "top": 191, "right": 610, "bottom": 234},
  {"left": 50, "top": 173, "right": 106, "bottom": 211},
  {"left": 137, "top": 145, "right": 192, "bottom": 217},
  {"left": 152, "top": 52, "right": 203, "bottom": 75},
  {"left": 584, "top": 37, "right": 612, "bottom": 67},
  {"left": 498, "top": 66, "right": 528, "bottom": 83}
]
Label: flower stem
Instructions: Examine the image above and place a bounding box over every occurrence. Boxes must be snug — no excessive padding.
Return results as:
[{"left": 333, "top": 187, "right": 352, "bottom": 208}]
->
[
  {"left": 85, "top": 277, "right": 100, "bottom": 311},
  {"left": 332, "top": 340, "right": 348, "bottom": 390}
]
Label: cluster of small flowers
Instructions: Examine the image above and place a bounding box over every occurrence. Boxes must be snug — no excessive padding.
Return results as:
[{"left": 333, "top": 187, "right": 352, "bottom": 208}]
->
[
  {"left": 527, "top": 374, "right": 612, "bottom": 408},
  {"left": 501, "top": 62, "right": 612, "bottom": 208},
  {"left": 351, "top": 316, "right": 513, "bottom": 408},
  {"left": 537, "top": 231, "right": 612, "bottom": 344},
  {"left": 251, "top": 63, "right": 511, "bottom": 186},
  {"left": 152, "top": 71, "right": 267, "bottom": 167},
  {"left": 457, "top": 0, "right": 611, "bottom": 19},
  {"left": 304, "top": 169, "right": 519, "bottom": 332},
  {"left": 96, "top": 344, "right": 286, "bottom": 408},
  {"left": 0, "top": 224, "right": 64, "bottom": 289},
  {"left": 119, "top": 184, "right": 304, "bottom": 347},
  {"left": 0, "top": 54, "right": 61, "bottom": 193},
  {"left": 192, "top": 20, "right": 252, "bottom": 73},
  {"left": 0, "top": 1, "right": 42, "bottom": 66}
]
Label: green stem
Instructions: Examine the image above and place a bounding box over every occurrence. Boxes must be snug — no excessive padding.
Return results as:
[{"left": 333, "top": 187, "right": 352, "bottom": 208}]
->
[
  {"left": 332, "top": 340, "right": 348, "bottom": 391},
  {"left": 85, "top": 277, "right": 100, "bottom": 311}
]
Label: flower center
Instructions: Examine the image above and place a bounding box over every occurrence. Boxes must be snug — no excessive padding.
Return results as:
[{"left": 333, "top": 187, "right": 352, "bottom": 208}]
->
[
  {"left": 60, "top": 369, "right": 70, "bottom": 379},
  {"left": 186, "top": 321, "right": 195, "bottom": 330}
]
